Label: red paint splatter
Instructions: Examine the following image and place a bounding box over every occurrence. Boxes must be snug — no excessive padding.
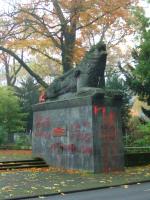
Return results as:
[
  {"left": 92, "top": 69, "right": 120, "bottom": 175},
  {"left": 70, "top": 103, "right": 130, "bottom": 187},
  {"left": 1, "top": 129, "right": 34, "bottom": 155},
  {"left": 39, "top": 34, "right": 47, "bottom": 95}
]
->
[
  {"left": 67, "top": 144, "right": 77, "bottom": 153},
  {"left": 101, "top": 107, "right": 106, "bottom": 114},
  {"left": 81, "top": 147, "right": 93, "bottom": 155},
  {"left": 52, "top": 127, "right": 65, "bottom": 136},
  {"left": 93, "top": 105, "right": 99, "bottom": 116},
  {"left": 109, "top": 110, "right": 116, "bottom": 124}
]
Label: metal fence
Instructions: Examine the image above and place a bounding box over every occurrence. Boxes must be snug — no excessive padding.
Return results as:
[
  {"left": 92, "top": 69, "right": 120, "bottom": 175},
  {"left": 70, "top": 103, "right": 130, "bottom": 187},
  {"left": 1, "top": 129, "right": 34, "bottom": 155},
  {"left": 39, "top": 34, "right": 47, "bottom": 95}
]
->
[{"left": 125, "top": 146, "right": 150, "bottom": 153}]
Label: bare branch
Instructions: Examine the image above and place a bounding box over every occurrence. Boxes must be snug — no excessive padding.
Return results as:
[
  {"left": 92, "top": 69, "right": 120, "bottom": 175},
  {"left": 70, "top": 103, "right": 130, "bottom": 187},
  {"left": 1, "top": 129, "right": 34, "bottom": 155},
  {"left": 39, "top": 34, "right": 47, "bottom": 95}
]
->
[
  {"left": 30, "top": 46, "right": 61, "bottom": 65},
  {"left": 51, "top": 0, "right": 66, "bottom": 26},
  {"left": 0, "top": 46, "right": 48, "bottom": 88}
]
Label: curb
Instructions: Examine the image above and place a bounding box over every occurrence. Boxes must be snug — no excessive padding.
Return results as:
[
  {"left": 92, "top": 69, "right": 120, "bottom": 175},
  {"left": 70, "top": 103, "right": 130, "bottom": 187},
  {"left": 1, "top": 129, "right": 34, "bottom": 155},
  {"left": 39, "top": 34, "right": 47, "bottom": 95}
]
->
[{"left": 5, "top": 179, "right": 150, "bottom": 200}]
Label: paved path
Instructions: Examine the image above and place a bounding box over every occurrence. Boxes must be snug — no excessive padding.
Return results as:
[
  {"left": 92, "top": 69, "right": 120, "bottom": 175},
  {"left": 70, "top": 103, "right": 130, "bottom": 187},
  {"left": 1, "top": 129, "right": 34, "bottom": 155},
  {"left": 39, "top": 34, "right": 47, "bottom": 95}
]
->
[{"left": 32, "top": 182, "right": 150, "bottom": 200}]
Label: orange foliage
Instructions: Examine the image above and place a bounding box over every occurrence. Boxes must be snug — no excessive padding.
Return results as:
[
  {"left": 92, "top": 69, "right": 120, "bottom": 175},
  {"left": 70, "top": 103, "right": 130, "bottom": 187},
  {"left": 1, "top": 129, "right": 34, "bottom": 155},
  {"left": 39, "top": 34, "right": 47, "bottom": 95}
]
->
[
  {"left": 1, "top": 0, "right": 139, "bottom": 73},
  {"left": 0, "top": 165, "right": 82, "bottom": 175},
  {"left": 6, "top": 39, "right": 53, "bottom": 49},
  {"left": 0, "top": 150, "right": 32, "bottom": 155}
]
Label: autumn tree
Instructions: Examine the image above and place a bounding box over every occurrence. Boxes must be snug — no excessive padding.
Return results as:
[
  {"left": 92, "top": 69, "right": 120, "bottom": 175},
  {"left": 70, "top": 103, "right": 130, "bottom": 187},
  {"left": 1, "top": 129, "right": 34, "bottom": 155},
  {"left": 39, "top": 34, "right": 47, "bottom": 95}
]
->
[{"left": 0, "top": 0, "right": 139, "bottom": 87}]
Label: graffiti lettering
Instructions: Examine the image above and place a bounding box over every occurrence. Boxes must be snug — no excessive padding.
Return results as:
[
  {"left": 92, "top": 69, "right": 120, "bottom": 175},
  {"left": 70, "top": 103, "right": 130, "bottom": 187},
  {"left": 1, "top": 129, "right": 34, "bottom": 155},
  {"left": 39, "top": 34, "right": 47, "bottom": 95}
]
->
[
  {"left": 34, "top": 131, "right": 51, "bottom": 139},
  {"left": 35, "top": 114, "right": 51, "bottom": 129},
  {"left": 50, "top": 143, "right": 93, "bottom": 155},
  {"left": 71, "top": 132, "right": 92, "bottom": 142}
]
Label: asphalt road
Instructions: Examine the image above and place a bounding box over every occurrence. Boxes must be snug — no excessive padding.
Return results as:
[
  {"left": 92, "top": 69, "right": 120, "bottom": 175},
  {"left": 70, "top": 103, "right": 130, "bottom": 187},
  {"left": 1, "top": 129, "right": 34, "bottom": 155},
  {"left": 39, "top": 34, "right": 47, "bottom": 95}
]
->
[{"left": 32, "top": 182, "right": 150, "bottom": 200}]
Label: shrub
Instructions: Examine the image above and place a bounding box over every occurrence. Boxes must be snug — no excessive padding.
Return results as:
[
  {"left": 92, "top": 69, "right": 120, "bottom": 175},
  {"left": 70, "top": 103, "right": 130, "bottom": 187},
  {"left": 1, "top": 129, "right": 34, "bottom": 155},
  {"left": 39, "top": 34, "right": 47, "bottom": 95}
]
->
[{"left": 133, "top": 122, "right": 150, "bottom": 147}]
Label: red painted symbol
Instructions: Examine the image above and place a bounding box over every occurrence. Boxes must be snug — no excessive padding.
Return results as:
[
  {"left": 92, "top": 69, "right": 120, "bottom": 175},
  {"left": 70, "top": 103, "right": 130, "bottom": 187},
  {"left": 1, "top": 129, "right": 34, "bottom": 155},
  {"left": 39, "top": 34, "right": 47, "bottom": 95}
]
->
[
  {"left": 52, "top": 127, "right": 65, "bottom": 137},
  {"left": 93, "top": 105, "right": 100, "bottom": 116},
  {"left": 109, "top": 110, "right": 116, "bottom": 124},
  {"left": 93, "top": 106, "right": 106, "bottom": 116}
]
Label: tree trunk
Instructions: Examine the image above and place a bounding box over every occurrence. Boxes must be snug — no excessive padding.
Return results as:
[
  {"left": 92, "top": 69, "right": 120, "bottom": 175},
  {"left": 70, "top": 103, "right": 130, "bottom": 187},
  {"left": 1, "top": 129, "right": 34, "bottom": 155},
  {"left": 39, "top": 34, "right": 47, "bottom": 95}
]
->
[
  {"left": 61, "top": 27, "right": 76, "bottom": 73},
  {"left": 61, "top": 44, "right": 74, "bottom": 73}
]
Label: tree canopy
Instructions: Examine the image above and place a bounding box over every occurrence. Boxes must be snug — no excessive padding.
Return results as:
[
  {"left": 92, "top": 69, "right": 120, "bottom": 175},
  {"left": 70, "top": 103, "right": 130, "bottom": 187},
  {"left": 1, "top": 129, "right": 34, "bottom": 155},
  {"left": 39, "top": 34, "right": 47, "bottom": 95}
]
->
[
  {"left": 0, "top": 0, "right": 139, "bottom": 87},
  {"left": 128, "top": 13, "right": 150, "bottom": 101},
  {"left": 118, "top": 7, "right": 150, "bottom": 118}
]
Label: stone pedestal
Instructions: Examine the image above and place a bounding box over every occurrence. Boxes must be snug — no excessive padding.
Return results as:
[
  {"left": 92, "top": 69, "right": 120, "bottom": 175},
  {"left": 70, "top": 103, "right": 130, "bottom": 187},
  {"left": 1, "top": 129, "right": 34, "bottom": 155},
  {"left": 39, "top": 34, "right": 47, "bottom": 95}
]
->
[{"left": 32, "top": 90, "right": 124, "bottom": 173}]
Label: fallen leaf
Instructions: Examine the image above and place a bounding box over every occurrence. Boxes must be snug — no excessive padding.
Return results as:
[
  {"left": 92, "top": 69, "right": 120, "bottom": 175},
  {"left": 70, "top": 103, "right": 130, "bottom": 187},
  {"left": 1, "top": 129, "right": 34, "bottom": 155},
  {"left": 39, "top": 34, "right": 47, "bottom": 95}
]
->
[
  {"left": 123, "top": 185, "right": 129, "bottom": 189},
  {"left": 31, "top": 187, "right": 37, "bottom": 190}
]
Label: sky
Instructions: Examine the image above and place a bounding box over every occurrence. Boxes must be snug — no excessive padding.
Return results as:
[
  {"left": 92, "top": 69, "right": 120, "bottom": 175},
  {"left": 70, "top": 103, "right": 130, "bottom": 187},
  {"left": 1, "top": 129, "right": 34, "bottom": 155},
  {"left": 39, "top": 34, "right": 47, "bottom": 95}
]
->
[{"left": 140, "top": 0, "right": 150, "bottom": 17}]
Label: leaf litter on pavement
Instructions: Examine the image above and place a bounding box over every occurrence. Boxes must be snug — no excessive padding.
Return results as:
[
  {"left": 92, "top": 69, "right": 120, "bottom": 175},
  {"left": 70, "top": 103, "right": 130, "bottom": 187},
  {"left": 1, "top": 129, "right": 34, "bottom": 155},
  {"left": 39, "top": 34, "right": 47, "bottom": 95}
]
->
[
  {"left": 0, "top": 164, "right": 150, "bottom": 199},
  {"left": 0, "top": 150, "right": 150, "bottom": 199}
]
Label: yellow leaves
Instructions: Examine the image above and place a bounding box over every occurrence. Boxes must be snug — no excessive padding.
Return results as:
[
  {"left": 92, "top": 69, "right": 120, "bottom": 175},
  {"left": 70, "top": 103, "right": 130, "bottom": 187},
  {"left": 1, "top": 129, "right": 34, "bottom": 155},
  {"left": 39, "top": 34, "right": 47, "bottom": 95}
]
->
[
  {"left": 0, "top": 165, "right": 82, "bottom": 175},
  {"left": 74, "top": 46, "right": 85, "bottom": 63},
  {"left": 123, "top": 185, "right": 129, "bottom": 189},
  {"left": 43, "top": 186, "right": 52, "bottom": 190},
  {"left": 31, "top": 186, "right": 38, "bottom": 190},
  {"left": 99, "top": 180, "right": 106, "bottom": 183},
  {"left": 1, "top": 186, "right": 13, "bottom": 192},
  {"left": 6, "top": 39, "right": 53, "bottom": 49},
  {"left": 80, "top": 12, "right": 91, "bottom": 22}
]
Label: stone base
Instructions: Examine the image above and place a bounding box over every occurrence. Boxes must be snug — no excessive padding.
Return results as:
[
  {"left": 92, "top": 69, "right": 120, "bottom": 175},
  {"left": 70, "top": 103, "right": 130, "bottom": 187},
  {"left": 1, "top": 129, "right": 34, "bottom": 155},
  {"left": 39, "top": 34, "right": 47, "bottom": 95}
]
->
[{"left": 32, "top": 91, "right": 124, "bottom": 173}]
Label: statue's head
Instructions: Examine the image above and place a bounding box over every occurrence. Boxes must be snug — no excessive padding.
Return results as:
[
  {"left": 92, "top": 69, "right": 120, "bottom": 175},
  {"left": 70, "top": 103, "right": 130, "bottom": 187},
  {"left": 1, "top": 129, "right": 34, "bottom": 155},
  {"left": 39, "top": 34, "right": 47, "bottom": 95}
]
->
[
  {"left": 76, "top": 41, "right": 107, "bottom": 89},
  {"left": 83, "top": 41, "right": 107, "bottom": 62}
]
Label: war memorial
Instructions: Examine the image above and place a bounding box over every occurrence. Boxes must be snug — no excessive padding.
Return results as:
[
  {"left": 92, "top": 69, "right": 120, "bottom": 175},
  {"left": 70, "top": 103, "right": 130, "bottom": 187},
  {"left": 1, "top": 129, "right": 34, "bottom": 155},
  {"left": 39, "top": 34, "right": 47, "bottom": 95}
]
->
[{"left": 32, "top": 42, "right": 124, "bottom": 173}]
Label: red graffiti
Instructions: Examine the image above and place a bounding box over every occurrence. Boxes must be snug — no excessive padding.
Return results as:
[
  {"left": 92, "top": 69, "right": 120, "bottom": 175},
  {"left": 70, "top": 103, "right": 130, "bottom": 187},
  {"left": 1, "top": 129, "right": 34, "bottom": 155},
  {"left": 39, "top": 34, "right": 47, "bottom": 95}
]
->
[
  {"left": 100, "top": 108, "right": 119, "bottom": 172},
  {"left": 71, "top": 123, "right": 81, "bottom": 131},
  {"left": 50, "top": 143, "right": 77, "bottom": 153},
  {"left": 71, "top": 133, "right": 92, "bottom": 142},
  {"left": 100, "top": 108, "right": 117, "bottom": 141},
  {"left": 93, "top": 106, "right": 106, "bottom": 117},
  {"left": 93, "top": 105, "right": 100, "bottom": 116},
  {"left": 52, "top": 127, "right": 66, "bottom": 137},
  {"left": 50, "top": 143, "right": 63, "bottom": 151},
  {"left": 34, "top": 131, "right": 51, "bottom": 139},
  {"left": 67, "top": 144, "right": 77, "bottom": 153},
  {"left": 81, "top": 147, "right": 93, "bottom": 154},
  {"left": 82, "top": 121, "right": 91, "bottom": 128},
  {"left": 101, "top": 107, "right": 106, "bottom": 117},
  {"left": 35, "top": 114, "right": 51, "bottom": 129},
  {"left": 50, "top": 143, "right": 93, "bottom": 155},
  {"left": 109, "top": 110, "right": 116, "bottom": 124}
]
